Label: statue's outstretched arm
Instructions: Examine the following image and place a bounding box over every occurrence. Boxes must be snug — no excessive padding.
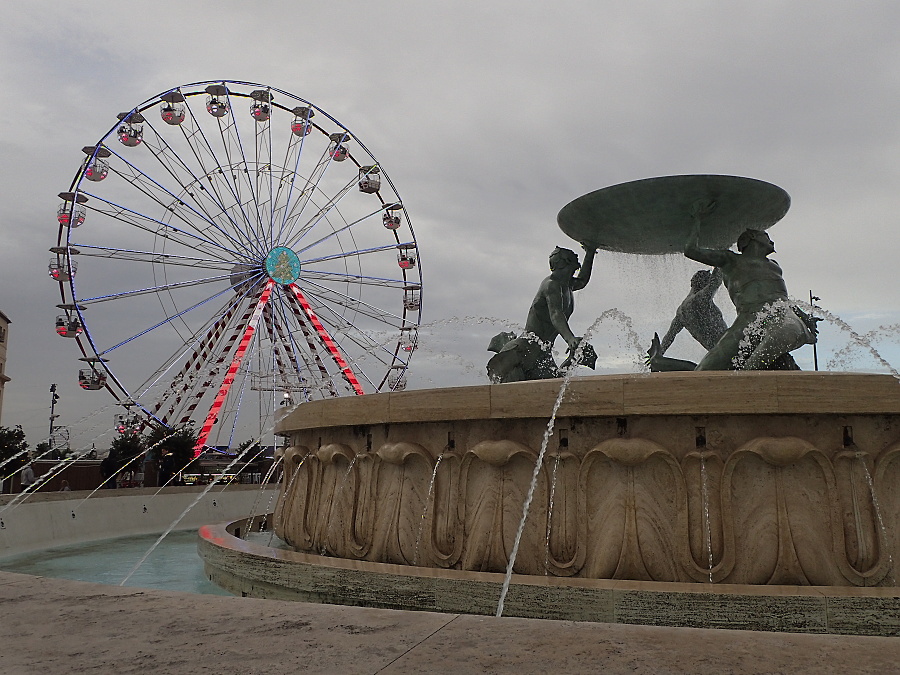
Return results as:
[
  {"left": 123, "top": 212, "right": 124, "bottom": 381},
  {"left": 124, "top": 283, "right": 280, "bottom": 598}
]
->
[
  {"left": 684, "top": 222, "right": 733, "bottom": 268},
  {"left": 697, "top": 267, "right": 723, "bottom": 301},
  {"left": 572, "top": 245, "right": 597, "bottom": 291}
]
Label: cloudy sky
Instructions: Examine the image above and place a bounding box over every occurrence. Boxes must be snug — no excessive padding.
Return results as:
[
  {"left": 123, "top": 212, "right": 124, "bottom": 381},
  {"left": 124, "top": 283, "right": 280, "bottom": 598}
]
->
[{"left": 1, "top": 1, "right": 898, "bottom": 450}]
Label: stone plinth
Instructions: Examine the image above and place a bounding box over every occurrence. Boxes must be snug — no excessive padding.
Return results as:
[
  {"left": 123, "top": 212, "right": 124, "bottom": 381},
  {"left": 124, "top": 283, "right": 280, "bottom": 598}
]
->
[{"left": 273, "top": 372, "right": 900, "bottom": 587}]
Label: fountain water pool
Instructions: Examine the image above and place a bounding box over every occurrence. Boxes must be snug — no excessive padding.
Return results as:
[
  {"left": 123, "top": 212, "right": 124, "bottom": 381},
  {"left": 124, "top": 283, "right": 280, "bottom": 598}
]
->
[
  {"left": 0, "top": 530, "right": 230, "bottom": 594},
  {"left": 0, "top": 486, "right": 278, "bottom": 587}
]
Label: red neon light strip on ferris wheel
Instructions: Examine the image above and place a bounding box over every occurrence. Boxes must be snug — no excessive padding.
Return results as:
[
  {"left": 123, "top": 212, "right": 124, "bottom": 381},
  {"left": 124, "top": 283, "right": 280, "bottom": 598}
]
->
[
  {"left": 287, "top": 283, "right": 365, "bottom": 396},
  {"left": 193, "top": 280, "right": 276, "bottom": 457}
]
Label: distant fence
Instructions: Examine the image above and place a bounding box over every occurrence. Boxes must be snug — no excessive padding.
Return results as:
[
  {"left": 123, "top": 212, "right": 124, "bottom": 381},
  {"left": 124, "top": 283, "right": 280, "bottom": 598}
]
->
[{"left": 1, "top": 459, "right": 278, "bottom": 493}]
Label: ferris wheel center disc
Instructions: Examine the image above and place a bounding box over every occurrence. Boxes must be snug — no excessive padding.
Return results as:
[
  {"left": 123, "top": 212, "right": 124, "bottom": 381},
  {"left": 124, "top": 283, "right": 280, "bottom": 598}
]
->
[{"left": 265, "top": 247, "right": 301, "bottom": 284}]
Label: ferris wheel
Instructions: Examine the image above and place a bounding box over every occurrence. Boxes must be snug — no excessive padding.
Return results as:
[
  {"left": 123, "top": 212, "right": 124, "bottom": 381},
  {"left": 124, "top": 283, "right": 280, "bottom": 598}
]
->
[{"left": 51, "top": 80, "right": 422, "bottom": 453}]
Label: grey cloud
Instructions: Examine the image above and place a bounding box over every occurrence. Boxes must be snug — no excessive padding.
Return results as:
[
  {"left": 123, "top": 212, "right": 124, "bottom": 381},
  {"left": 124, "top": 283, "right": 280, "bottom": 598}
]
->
[{"left": 0, "top": 0, "right": 897, "bottom": 447}]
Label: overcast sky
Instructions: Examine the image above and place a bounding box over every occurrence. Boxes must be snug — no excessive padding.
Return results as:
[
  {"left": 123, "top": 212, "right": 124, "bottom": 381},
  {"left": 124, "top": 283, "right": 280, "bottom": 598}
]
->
[{"left": 1, "top": 1, "right": 898, "bottom": 450}]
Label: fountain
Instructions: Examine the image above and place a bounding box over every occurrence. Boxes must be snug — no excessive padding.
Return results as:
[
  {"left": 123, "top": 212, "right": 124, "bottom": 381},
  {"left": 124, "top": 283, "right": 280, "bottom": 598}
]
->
[{"left": 199, "top": 176, "right": 900, "bottom": 635}]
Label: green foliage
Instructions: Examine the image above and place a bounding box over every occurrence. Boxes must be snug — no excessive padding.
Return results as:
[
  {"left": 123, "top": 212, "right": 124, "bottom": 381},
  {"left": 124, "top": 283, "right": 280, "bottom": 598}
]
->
[
  {"left": 36, "top": 440, "right": 73, "bottom": 460},
  {"left": 145, "top": 425, "right": 199, "bottom": 469},
  {"left": 109, "top": 432, "right": 144, "bottom": 463},
  {"left": 0, "top": 425, "right": 28, "bottom": 469},
  {"left": 237, "top": 438, "right": 261, "bottom": 455}
]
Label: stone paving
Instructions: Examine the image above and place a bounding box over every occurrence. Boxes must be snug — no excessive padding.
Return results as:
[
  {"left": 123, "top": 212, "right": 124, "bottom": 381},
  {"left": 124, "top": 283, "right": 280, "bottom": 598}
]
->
[{"left": 1, "top": 569, "right": 898, "bottom": 674}]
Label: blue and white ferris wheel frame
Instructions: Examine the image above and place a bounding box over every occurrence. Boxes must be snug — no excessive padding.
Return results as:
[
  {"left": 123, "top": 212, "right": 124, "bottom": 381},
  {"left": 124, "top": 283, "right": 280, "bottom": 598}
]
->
[{"left": 52, "top": 80, "right": 422, "bottom": 451}]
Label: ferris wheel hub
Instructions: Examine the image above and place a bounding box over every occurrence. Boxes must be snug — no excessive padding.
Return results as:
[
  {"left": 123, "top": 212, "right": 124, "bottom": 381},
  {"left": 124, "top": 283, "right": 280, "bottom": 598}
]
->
[{"left": 264, "top": 246, "right": 301, "bottom": 284}]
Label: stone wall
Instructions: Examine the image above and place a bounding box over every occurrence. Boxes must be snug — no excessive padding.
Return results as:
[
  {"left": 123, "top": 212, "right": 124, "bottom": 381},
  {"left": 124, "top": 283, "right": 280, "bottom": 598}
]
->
[{"left": 0, "top": 485, "right": 278, "bottom": 558}]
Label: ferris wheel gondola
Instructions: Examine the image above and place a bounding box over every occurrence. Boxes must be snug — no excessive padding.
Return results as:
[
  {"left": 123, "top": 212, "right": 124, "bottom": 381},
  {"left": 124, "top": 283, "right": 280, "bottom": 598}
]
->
[{"left": 53, "top": 80, "right": 422, "bottom": 454}]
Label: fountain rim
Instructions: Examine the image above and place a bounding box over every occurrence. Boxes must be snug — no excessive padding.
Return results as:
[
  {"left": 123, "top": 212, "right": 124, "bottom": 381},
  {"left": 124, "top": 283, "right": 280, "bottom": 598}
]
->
[
  {"left": 276, "top": 372, "right": 900, "bottom": 434},
  {"left": 199, "top": 517, "right": 900, "bottom": 634},
  {"left": 201, "top": 517, "right": 899, "bottom": 595}
]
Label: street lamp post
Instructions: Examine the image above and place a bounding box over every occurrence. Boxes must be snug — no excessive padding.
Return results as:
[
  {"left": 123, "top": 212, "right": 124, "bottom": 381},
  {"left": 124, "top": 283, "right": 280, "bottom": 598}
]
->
[
  {"left": 809, "top": 291, "right": 821, "bottom": 372},
  {"left": 49, "top": 384, "right": 60, "bottom": 458}
]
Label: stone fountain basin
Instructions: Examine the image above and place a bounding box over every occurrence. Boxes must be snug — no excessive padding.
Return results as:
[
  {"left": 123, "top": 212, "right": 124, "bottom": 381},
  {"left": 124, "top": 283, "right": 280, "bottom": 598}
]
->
[
  {"left": 202, "top": 372, "right": 900, "bottom": 632},
  {"left": 199, "top": 516, "right": 900, "bottom": 634}
]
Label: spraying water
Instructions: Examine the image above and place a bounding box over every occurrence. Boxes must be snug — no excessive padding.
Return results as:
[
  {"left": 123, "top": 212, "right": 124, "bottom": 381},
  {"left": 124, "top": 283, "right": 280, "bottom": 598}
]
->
[
  {"left": 795, "top": 300, "right": 900, "bottom": 380},
  {"left": 699, "top": 455, "right": 714, "bottom": 583},
  {"left": 119, "top": 441, "right": 262, "bottom": 586},
  {"left": 543, "top": 448, "right": 563, "bottom": 575},
  {"left": 495, "top": 315, "right": 606, "bottom": 617},
  {"left": 858, "top": 452, "right": 896, "bottom": 586},
  {"left": 413, "top": 452, "right": 444, "bottom": 566},
  {"left": 270, "top": 448, "right": 313, "bottom": 547},
  {"left": 828, "top": 323, "right": 899, "bottom": 371},
  {"left": 238, "top": 450, "right": 284, "bottom": 539}
]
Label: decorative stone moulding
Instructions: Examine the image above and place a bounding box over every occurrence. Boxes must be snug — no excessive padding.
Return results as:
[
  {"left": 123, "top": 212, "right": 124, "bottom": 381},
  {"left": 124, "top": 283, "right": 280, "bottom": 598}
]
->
[{"left": 273, "top": 372, "right": 900, "bottom": 587}]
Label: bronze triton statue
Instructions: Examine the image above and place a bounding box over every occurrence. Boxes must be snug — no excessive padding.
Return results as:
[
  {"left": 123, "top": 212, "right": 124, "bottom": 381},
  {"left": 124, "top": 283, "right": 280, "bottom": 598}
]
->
[
  {"left": 556, "top": 174, "right": 816, "bottom": 372},
  {"left": 648, "top": 201, "right": 817, "bottom": 371},
  {"left": 487, "top": 245, "right": 598, "bottom": 383},
  {"left": 656, "top": 267, "right": 727, "bottom": 355}
]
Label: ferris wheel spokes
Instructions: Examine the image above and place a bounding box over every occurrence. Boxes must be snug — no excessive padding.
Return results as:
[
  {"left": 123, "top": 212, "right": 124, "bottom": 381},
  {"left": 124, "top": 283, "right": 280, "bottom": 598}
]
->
[
  {"left": 75, "top": 273, "right": 237, "bottom": 307},
  {"left": 278, "top": 290, "right": 341, "bottom": 397},
  {"left": 103, "top": 139, "right": 264, "bottom": 259},
  {"left": 168, "top": 92, "right": 284, "bottom": 258},
  {"left": 263, "top": 306, "right": 311, "bottom": 390},
  {"left": 260, "top": 309, "right": 323, "bottom": 401},
  {"left": 81, "top": 192, "right": 246, "bottom": 262},
  {"left": 214, "top": 91, "right": 271, "bottom": 249},
  {"left": 287, "top": 283, "right": 364, "bottom": 395},
  {"left": 297, "top": 295, "right": 410, "bottom": 383},
  {"left": 169, "top": 102, "right": 272, "bottom": 254},
  {"left": 291, "top": 204, "right": 385, "bottom": 258},
  {"left": 91, "top": 282, "right": 245, "bottom": 358},
  {"left": 194, "top": 279, "right": 276, "bottom": 454},
  {"left": 301, "top": 241, "right": 416, "bottom": 267},
  {"left": 68, "top": 244, "right": 240, "bottom": 271},
  {"left": 251, "top": 93, "right": 278, "bottom": 247},
  {"left": 275, "top": 146, "right": 344, "bottom": 246},
  {"left": 279, "top": 174, "right": 361, "bottom": 251},
  {"left": 300, "top": 287, "right": 408, "bottom": 352},
  {"left": 298, "top": 279, "right": 408, "bottom": 329},
  {"left": 145, "top": 302, "right": 244, "bottom": 409},
  {"left": 151, "top": 291, "right": 263, "bottom": 424},
  {"left": 271, "top": 315, "right": 329, "bottom": 398},
  {"left": 298, "top": 269, "right": 416, "bottom": 290},
  {"left": 273, "top": 111, "right": 314, "bottom": 241}
]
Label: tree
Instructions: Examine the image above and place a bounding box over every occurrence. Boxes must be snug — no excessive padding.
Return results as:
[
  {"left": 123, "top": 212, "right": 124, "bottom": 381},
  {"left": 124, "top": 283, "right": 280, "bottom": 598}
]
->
[
  {"left": 0, "top": 425, "right": 28, "bottom": 468},
  {"left": 35, "top": 440, "right": 72, "bottom": 460},
  {"left": 237, "top": 438, "right": 261, "bottom": 455},
  {"left": 109, "top": 432, "right": 144, "bottom": 463},
  {"left": 145, "top": 425, "right": 199, "bottom": 471},
  {"left": 0, "top": 426, "right": 28, "bottom": 492}
]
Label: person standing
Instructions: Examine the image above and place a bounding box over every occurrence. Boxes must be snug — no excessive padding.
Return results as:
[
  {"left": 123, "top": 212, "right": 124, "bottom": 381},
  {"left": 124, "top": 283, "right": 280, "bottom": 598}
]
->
[{"left": 20, "top": 461, "right": 36, "bottom": 492}]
